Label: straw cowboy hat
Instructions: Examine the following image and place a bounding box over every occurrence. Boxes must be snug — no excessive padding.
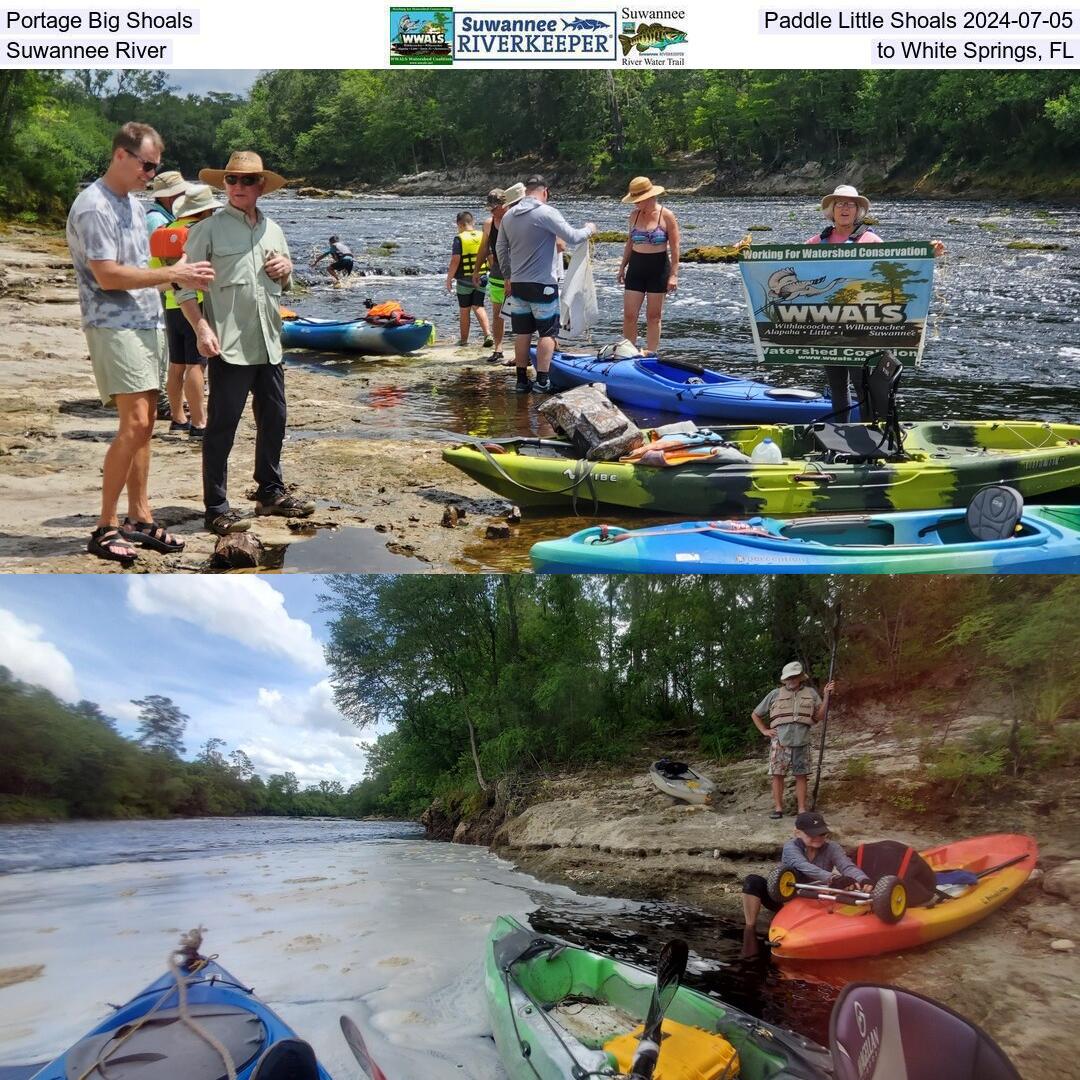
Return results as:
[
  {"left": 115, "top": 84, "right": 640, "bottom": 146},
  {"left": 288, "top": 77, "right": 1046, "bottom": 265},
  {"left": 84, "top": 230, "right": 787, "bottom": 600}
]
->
[
  {"left": 820, "top": 184, "right": 870, "bottom": 214},
  {"left": 174, "top": 185, "right": 223, "bottom": 219},
  {"left": 502, "top": 182, "right": 526, "bottom": 206},
  {"left": 622, "top": 176, "right": 666, "bottom": 204},
  {"left": 199, "top": 151, "right": 288, "bottom": 194},
  {"left": 147, "top": 170, "right": 191, "bottom": 199}
]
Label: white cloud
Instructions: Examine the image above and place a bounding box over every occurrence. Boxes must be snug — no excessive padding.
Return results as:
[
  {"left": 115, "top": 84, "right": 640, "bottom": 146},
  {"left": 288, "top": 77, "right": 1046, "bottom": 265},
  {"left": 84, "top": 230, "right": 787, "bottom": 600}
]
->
[
  {"left": 127, "top": 578, "right": 326, "bottom": 672},
  {"left": 0, "top": 608, "right": 78, "bottom": 700},
  {"left": 256, "top": 679, "right": 353, "bottom": 735}
]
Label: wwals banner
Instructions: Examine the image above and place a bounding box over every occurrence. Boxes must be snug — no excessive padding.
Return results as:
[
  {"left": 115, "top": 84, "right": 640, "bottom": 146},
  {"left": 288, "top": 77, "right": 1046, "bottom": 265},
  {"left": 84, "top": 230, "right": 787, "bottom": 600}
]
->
[{"left": 739, "top": 242, "right": 935, "bottom": 366}]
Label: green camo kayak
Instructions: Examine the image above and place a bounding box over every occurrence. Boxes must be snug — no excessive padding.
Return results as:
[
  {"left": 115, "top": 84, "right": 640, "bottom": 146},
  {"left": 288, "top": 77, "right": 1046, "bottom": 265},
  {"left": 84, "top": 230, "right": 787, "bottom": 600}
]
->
[
  {"left": 444, "top": 421, "right": 1080, "bottom": 516},
  {"left": 485, "top": 915, "right": 832, "bottom": 1079}
]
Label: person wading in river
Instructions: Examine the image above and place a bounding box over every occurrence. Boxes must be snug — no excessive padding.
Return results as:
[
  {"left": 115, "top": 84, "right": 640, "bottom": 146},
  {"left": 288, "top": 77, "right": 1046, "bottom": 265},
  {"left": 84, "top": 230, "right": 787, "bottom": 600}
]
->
[{"left": 496, "top": 175, "right": 596, "bottom": 394}]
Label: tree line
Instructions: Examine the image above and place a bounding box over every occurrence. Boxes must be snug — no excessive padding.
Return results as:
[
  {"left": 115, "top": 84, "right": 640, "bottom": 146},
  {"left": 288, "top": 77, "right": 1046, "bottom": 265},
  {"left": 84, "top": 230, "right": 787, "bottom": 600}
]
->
[
  {"left": 321, "top": 575, "right": 1079, "bottom": 819},
  {"left": 0, "top": 669, "right": 364, "bottom": 821},
  {"left": 2, "top": 68, "right": 1078, "bottom": 221},
  {"left": 1, "top": 576, "right": 1076, "bottom": 824}
]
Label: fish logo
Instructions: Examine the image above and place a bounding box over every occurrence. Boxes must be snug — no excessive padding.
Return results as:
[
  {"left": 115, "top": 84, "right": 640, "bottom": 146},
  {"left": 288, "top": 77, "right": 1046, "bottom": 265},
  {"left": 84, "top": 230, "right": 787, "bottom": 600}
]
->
[
  {"left": 618, "top": 21, "right": 687, "bottom": 56},
  {"left": 563, "top": 17, "right": 608, "bottom": 30}
]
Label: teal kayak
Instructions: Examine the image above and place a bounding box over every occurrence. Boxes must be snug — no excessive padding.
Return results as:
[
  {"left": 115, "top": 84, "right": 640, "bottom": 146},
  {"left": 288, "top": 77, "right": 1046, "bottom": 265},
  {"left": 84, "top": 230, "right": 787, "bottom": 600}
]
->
[
  {"left": 485, "top": 915, "right": 832, "bottom": 1079},
  {"left": 282, "top": 316, "right": 431, "bottom": 355},
  {"left": 18, "top": 949, "right": 332, "bottom": 1080},
  {"left": 530, "top": 503, "right": 1080, "bottom": 575}
]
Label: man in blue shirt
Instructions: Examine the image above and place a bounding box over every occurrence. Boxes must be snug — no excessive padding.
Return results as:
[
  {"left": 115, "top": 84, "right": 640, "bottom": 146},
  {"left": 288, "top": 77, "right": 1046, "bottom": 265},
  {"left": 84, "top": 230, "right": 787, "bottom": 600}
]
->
[{"left": 742, "top": 811, "right": 870, "bottom": 927}]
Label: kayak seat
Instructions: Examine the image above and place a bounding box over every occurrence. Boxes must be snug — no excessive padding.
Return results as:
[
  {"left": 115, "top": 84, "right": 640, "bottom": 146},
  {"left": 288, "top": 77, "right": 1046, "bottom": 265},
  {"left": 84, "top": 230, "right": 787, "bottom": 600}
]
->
[
  {"left": 250, "top": 1039, "right": 321, "bottom": 1080},
  {"left": 966, "top": 485, "right": 1024, "bottom": 540},
  {"left": 654, "top": 758, "right": 692, "bottom": 779},
  {"left": 855, "top": 840, "right": 937, "bottom": 907},
  {"left": 830, "top": 983, "right": 1021, "bottom": 1080},
  {"left": 811, "top": 352, "right": 905, "bottom": 463}
]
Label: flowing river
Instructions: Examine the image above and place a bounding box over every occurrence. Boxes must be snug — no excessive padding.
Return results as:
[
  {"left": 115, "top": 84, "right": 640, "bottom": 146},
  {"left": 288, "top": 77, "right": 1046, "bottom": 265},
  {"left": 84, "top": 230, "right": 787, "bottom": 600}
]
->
[
  {"left": 278, "top": 190, "right": 1080, "bottom": 430},
  {"left": 0, "top": 818, "right": 836, "bottom": 1078}
]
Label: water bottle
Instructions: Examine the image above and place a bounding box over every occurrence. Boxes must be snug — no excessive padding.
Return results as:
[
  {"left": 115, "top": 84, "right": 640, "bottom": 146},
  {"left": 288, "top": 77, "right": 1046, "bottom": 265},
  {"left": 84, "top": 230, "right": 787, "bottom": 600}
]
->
[{"left": 750, "top": 437, "right": 783, "bottom": 464}]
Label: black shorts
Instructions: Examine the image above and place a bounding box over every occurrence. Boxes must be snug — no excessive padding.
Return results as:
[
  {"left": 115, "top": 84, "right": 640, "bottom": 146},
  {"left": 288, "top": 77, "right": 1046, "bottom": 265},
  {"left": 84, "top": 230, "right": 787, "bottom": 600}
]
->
[
  {"left": 624, "top": 250, "right": 671, "bottom": 294},
  {"left": 455, "top": 281, "right": 487, "bottom": 308},
  {"left": 165, "top": 306, "right": 205, "bottom": 366},
  {"left": 332, "top": 257, "right": 354, "bottom": 276},
  {"left": 507, "top": 281, "right": 560, "bottom": 339}
]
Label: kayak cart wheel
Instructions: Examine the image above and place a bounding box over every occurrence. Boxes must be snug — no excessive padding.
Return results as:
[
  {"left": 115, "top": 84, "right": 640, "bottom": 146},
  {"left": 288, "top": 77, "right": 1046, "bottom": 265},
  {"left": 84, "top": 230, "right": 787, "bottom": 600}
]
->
[
  {"left": 871, "top": 874, "right": 907, "bottom": 923},
  {"left": 767, "top": 866, "right": 798, "bottom": 905}
]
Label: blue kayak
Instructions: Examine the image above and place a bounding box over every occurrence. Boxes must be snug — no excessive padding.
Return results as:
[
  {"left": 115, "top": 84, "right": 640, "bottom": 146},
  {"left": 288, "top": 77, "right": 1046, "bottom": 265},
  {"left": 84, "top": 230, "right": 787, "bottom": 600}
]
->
[
  {"left": 282, "top": 315, "right": 431, "bottom": 355},
  {"left": 530, "top": 504, "right": 1080, "bottom": 575},
  {"left": 545, "top": 349, "right": 851, "bottom": 423},
  {"left": 20, "top": 953, "right": 333, "bottom": 1080}
]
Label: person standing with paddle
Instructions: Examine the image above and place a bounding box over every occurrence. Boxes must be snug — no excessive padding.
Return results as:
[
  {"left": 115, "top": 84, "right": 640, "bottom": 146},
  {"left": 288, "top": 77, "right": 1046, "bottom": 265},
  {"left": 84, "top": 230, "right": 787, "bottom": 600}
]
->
[{"left": 751, "top": 661, "right": 834, "bottom": 818}]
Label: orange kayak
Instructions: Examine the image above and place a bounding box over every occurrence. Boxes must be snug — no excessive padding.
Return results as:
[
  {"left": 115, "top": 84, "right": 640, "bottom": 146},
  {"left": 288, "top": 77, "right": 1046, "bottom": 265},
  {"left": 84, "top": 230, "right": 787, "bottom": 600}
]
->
[{"left": 768, "top": 832, "right": 1038, "bottom": 961}]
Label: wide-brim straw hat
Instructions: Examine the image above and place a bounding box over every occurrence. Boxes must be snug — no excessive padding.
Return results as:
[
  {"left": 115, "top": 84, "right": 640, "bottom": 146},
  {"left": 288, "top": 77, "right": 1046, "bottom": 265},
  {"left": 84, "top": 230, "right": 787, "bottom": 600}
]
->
[
  {"left": 821, "top": 184, "right": 870, "bottom": 214},
  {"left": 502, "top": 182, "right": 526, "bottom": 206},
  {"left": 622, "top": 176, "right": 666, "bottom": 204},
  {"left": 174, "top": 184, "right": 223, "bottom": 219},
  {"left": 781, "top": 661, "right": 805, "bottom": 681},
  {"left": 199, "top": 151, "right": 287, "bottom": 194},
  {"left": 147, "top": 170, "right": 190, "bottom": 199}
]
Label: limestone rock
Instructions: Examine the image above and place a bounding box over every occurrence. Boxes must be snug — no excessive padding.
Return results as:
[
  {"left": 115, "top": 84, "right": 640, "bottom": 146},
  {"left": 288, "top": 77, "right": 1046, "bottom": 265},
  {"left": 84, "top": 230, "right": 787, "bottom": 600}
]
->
[
  {"left": 1043, "top": 861, "right": 1080, "bottom": 902},
  {"left": 1050, "top": 939, "right": 1075, "bottom": 951},
  {"left": 486, "top": 523, "right": 511, "bottom": 540},
  {"left": 1027, "top": 907, "right": 1080, "bottom": 941}
]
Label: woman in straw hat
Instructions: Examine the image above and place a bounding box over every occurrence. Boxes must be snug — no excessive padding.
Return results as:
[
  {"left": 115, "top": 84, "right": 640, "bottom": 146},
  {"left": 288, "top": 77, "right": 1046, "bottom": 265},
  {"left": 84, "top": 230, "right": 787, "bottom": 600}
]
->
[
  {"left": 617, "top": 176, "right": 680, "bottom": 355},
  {"left": 808, "top": 185, "right": 945, "bottom": 419}
]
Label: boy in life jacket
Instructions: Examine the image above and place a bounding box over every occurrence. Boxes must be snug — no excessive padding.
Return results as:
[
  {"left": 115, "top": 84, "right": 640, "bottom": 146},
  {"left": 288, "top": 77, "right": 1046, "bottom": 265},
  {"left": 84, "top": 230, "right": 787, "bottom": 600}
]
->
[
  {"left": 751, "top": 661, "right": 834, "bottom": 818},
  {"left": 148, "top": 184, "right": 221, "bottom": 437},
  {"left": 445, "top": 211, "right": 494, "bottom": 349}
]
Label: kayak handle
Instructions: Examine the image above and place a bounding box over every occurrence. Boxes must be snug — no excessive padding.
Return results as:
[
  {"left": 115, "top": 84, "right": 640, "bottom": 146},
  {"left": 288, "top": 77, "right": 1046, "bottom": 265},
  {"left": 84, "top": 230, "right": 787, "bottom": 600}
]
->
[{"left": 792, "top": 471, "right": 836, "bottom": 483}]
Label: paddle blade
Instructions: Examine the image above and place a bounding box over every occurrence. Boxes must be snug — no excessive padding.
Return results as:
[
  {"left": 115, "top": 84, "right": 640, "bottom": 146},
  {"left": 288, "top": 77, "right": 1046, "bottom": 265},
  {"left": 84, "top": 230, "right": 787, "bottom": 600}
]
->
[
  {"left": 340, "top": 1015, "right": 389, "bottom": 1080},
  {"left": 630, "top": 939, "right": 689, "bottom": 1079}
]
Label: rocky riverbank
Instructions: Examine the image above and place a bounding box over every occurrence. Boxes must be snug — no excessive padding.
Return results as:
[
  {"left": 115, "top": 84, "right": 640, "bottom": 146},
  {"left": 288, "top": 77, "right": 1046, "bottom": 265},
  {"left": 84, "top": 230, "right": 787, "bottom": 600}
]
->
[
  {"left": 290, "top": 152, "right": 1080, "bottom": 202},
  {"left": 0, "top": 226, "right": 513, "bottom": 573},
  {"left": 424, "top": 689, "right": 1080, "bottom": 1078}
]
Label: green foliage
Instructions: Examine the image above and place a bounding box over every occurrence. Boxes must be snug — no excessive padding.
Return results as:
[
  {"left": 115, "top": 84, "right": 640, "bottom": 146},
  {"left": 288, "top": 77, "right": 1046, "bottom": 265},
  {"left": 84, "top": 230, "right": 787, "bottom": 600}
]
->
[
  {"left": 924, "top": 743, "right": 1008, "bottom": 797},
  {"left": 842, "top": 754, "right": 875, "bottom": 782}
]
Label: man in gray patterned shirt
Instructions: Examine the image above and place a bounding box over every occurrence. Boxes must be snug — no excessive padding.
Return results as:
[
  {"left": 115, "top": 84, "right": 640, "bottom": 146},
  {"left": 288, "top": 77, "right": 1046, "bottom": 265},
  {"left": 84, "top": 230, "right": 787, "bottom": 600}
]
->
[{"left": 66, "top": 122, "right": 214, "bottom": 563}]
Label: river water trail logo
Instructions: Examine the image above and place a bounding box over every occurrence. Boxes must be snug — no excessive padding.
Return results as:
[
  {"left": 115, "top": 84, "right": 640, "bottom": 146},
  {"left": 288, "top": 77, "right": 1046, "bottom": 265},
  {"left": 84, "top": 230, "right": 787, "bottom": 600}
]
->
[
  {"left": 390, "top": 8, "right": 454, "bottom": 65},
  {"left": 454, "top": 11, "right": 616, "bottom": 61},
  {"left": 619, "top": 10, "right": 688, "bottom": 66}
]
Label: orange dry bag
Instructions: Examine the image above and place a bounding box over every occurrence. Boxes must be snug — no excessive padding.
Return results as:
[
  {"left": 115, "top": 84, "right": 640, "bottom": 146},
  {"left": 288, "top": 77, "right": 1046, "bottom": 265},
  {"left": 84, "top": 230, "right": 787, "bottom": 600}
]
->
[{"left": 149, "top": 225, "right": 189, "bottom": 260}]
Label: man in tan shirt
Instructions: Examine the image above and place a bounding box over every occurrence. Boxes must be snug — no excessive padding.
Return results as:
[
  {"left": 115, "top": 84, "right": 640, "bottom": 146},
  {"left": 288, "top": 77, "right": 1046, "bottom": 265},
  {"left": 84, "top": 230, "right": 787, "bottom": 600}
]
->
[{"left": 178, "top": 151, "right": 314, "bottom": 536}]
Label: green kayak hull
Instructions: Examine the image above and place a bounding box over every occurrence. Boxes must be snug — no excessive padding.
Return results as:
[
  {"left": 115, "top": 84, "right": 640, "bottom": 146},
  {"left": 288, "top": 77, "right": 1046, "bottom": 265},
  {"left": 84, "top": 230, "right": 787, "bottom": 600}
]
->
[
  {"left": 444, "top": 421, "right": 1080, "bottom": 517},
  {"left": 485, "top": 915, "right": 832, "bottom": 1079}
]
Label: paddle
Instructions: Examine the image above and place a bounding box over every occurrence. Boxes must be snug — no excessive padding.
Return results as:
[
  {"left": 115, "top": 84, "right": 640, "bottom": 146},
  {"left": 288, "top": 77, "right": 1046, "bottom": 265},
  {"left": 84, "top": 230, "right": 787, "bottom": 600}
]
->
[
  {"left": 811, "top": 600, "right": 843, "bottom": 812},
  {"left": 628, "top": 939, "right": 689, "bottom": 1080},
  {"left": 340, "top": 1015, "right": 390, "bottom": 1080}
]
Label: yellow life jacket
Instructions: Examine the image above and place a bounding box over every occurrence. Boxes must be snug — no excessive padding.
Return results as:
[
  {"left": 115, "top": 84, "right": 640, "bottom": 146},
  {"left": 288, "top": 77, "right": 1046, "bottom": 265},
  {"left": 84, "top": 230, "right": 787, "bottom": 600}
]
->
[
  {"left": 457, "top": 229, "right": 486, "bottom": 277},
  {"left": 149, "top": 222, "right": 201, "bottom": 309},
  {"left": 769, "top": 685, "right": 817, "bottom": 727},
  {"left": 604, "top": 1019, "right": 740, "bottom": 1079}
]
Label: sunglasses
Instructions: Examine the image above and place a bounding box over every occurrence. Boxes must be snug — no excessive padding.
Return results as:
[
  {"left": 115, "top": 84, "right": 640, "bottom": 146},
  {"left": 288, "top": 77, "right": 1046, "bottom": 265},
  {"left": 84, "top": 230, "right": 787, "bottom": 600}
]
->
[
  {"left": 224, "top": 174, "right": 262, "bottom": 187},
  {"left": 125, "top": 149, "right": 161, "bottom": 175}
]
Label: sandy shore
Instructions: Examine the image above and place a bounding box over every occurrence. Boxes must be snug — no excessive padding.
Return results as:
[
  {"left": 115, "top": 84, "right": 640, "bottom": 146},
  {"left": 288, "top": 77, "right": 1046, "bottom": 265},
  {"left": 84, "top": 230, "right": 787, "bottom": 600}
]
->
[{"left": 0, "top": 226, "right": 512, "bottom": 574}]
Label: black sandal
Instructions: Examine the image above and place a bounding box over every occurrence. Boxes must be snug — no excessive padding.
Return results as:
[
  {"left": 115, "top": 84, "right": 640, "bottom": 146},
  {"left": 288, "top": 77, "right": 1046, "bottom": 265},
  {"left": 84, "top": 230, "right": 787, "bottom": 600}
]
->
[
  {"left": 121, "top": 518, "right": 185, "bottom": 554},
  {"left": 88, "top": 526, "right": 137, "bottom": 564}
]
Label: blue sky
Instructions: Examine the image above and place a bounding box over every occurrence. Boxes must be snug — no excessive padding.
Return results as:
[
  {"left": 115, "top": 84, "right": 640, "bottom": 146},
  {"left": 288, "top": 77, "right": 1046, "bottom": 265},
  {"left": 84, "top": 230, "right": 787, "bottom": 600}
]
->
[
  {"left": 168, "top": 70, "right": 262, "bottom": 97},
  {"left": 0, "top": 577, "right": 381, "bottom": 788}
]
